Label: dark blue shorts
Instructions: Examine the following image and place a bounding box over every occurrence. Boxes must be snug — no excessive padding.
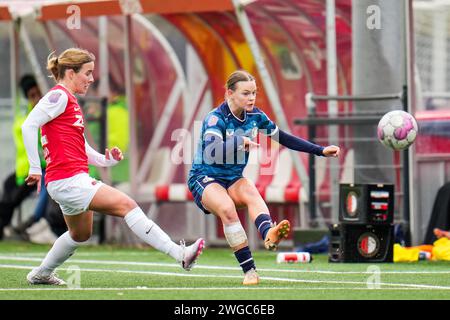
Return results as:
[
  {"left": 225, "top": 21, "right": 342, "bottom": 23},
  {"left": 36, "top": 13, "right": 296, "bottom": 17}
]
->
[{"left": 187, "top": 175, "right": 242, "bottom": 214}]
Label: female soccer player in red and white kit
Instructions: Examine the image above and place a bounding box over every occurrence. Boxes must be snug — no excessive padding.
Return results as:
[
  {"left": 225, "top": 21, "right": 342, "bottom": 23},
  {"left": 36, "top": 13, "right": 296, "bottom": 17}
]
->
[{"left": 22, "top": 48, "right": 204, "bottom": 285}]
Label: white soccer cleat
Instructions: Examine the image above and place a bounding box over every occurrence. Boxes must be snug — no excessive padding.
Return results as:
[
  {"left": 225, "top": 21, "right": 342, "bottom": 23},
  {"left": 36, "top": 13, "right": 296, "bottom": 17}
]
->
[
  {"left": 180, "top": 238, "right": 205, "bottom": 271},
  {"left": 27, "top": 268, "right": 66, "bottom": 286}
]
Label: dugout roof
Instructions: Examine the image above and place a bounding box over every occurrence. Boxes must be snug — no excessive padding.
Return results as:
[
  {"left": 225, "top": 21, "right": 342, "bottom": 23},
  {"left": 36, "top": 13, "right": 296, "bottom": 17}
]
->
[{"left": 0, "top": 0, "right": 352, "bottom": 213}]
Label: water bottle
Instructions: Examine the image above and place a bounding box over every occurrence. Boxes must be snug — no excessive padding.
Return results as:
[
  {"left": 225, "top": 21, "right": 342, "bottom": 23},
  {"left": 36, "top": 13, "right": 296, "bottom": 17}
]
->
[{"left": 276, "top": 252, "right": 312, "bottom": 263}]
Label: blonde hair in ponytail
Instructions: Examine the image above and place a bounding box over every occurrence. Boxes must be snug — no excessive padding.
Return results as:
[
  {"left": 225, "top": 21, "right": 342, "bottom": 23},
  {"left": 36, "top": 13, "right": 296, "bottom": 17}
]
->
[{"left": 46, "top": 48, "right": 95, "bottom": 82}]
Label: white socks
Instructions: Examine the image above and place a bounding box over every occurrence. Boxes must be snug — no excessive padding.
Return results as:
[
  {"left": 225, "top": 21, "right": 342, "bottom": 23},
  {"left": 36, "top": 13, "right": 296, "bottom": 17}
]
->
[
  {"left": 35, "top": 208, "right": 182, "bottom": 276},
  {"left": 124, "top": 207, "right": 183, "bottom": 261},
  {"left": 37, "top": 231, "right": 82, "bottom": 276}
]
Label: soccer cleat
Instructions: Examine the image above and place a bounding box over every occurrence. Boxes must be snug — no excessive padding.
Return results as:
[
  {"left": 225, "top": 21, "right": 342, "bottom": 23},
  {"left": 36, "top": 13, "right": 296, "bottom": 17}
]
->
[
  {"left": 180, "top": 238, "right": 205, "bottom": 271},
  {"left": 434, "top": 228, "right": 450, "bottom": 239},
  {"left": 264, "top": 220, "right": 290, "bottom": 251},
  {"left": 27, "top": 268, "right": 66, "bottom": 286},
  {"left": 242, "top": 268, "right": 259, "bottom": 285}
]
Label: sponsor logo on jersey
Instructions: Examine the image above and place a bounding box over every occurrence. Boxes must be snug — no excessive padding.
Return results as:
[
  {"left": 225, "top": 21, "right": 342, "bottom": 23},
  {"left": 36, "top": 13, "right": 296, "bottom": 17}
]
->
[
  {"left": 73, "top": 114, "right": 84, "bottom": 128},
  {"left": 251, "top": 127, "right": 258, "bottom": 138}
]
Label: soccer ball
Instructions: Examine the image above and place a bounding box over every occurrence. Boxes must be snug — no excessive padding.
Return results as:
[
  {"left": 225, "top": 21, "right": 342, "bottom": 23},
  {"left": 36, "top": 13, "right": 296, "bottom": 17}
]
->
[{"left": 377, "top": 110, "right": 418, "bottom": 150}]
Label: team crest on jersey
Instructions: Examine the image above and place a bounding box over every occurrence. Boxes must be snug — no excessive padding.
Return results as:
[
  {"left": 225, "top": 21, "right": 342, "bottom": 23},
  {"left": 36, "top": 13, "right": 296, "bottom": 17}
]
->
[
  {"left": 48, "top": 92, "right": 61, "bottom": 103},
  {"left": 251, "top": 127, "right": 258, "bottom": 138},
  {"left": 207, "top": 115, "right": 219, "bottom": 127}
]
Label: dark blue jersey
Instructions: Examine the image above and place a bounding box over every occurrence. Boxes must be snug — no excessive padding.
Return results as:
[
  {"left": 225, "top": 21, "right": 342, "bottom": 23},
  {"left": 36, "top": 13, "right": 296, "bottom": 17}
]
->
[{"left": 188, "top": 101, "right": 278, "bottom": 181}]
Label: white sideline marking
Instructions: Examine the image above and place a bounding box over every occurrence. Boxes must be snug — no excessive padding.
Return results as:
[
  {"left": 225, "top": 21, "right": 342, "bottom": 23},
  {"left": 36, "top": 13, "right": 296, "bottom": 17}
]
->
[
  {"left": 1, "top": 264, "right": 449, "bottom": 290},
  {"left": 0, "top": 287, "right": 446, "bottom": 292},
  {"left": 3, "top": 252, "right": 150, "bottom": 257},
  {"left": 0, "top": 255, "right": 449, "bottom": 275}
]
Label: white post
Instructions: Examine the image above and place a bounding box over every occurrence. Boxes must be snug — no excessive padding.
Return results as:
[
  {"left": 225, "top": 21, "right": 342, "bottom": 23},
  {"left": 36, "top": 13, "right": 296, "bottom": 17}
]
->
[
  {"left": 20, "top": 23, "right": 49, "bottom": 93},
  {"left": 124, "top": 14, "right": 138, "bottom": 196},
  {"left": 405, "top": 0, "right": 419, "bottom": 245},
  {"left": 98, "top": 16, "right": 110, "bottom": 98},
  {"left": 97, "top": 16, "right": 111, "bottom": 185},
  {"left": 431, "top": 4, "right": 447, "bottom": 94},
  {"left": 326, "top": 0, "right": 340, "bottom": 223},
  {"left": 10, "top": 20, "right": 18, "bottom": 119}
]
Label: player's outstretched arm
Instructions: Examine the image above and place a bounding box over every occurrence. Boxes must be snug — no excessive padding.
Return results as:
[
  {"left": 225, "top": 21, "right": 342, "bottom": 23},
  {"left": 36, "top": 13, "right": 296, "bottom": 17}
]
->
[{"left": 273, "top": 129, "right": 340, "bottom": 157}]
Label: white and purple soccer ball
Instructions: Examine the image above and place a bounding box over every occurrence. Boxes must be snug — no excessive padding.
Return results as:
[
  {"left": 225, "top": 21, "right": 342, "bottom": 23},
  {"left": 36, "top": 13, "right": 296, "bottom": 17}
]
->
[{"left": 377, "top": 110, "right": 418, "bottom": 150}]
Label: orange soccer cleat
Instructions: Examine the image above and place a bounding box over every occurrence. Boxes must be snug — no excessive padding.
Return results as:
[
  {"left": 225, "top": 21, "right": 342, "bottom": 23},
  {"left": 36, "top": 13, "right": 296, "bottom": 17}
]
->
[{"left": 264, "top": 220, "right": 290, "bottom": 251}]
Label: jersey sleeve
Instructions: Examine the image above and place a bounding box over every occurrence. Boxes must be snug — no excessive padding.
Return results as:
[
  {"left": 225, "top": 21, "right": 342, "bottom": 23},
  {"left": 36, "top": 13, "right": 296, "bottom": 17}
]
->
[
  {"left": 22, "top": 107, "right": 52, "bottom": 176},
  {"left": 35, "top": 89, "right": 68, "bottom": 120},
  {"left": 203, "top": 113, "right": 226, "bottom": 141},
  {"left": 257, "top": 110, "right": 279, "bottom": 136},
  {"left": 85, "top": 138, "right": 118, "bottom": 167}
]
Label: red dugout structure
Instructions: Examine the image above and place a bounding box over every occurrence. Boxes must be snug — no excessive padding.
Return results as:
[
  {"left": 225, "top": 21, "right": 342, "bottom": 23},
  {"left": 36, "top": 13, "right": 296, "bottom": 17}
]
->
[{"left": 0, "top": 0, "right": 353, "bottom": 247}]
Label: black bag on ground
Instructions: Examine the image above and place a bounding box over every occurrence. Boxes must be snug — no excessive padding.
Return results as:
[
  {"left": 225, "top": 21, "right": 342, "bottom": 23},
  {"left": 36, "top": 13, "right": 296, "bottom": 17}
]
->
[
  {"left": 424, "top": 182, "right": 450, "bottom": 244},
  {"left": 45, "top": 197, "right": 67, "bottom": 237}
]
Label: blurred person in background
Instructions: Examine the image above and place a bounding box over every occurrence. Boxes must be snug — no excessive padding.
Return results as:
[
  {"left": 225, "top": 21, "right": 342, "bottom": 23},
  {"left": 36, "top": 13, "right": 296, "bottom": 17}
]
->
[
  {"left": 0, "top": 74, "right": 62, "bottom": 242},
  {"left": 86, "top": 76, "right": 129, "bottom": 184},
  {"left": 434, "top": 228, "right": 450, "bottom": 239}
]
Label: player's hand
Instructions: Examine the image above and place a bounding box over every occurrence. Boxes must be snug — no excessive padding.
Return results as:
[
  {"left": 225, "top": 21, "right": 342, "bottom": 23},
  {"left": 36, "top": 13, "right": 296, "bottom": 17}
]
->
[
  {"left": 105, "top": 147, "right": 124, "bottom": 162},
  {"left": 323, "top": 145, "right": 340, "bottom": 157},
  {"left": 25, "top": 174, "right": 42, "bottom": 194},
  {"left": 243, "top": 137, "right": 259, "bottom": 152}
]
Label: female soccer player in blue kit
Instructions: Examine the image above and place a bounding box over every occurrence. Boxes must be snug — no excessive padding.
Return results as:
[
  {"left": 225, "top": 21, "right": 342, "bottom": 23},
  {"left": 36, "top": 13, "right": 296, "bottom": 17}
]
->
[{"left": 188, "top": 70, "right": 340, "bottom": 285}]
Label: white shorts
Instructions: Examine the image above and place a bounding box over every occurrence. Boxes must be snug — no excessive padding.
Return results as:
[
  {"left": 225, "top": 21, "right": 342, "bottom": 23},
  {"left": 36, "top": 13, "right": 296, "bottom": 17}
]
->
[{"left": 47, "top": 173, "right": 103, "bottom": 216}]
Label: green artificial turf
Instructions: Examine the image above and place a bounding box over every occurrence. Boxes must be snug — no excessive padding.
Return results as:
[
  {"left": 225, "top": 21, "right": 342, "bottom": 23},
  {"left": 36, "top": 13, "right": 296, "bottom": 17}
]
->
[{"left": 0, "top": 241, "right": 449, "bottom": 300}]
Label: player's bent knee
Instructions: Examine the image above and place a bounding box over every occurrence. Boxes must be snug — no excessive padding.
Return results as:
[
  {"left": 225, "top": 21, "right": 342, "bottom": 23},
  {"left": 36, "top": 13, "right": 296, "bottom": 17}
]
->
[
  {"left": 211, "top": 199, "right": 236, "bottom": 216},
  {"left": 240, "top": 186, "right": 262, "bottom": 202},
  {"left": 70, "top": 230, "right": 92, "bottom": 243},
  {"left": 118, "top": 196, "right": 138, "bottom": 214},
  {"left": 218, "top": 204, "right": 239, "bottom": 224},
  {"left": 230, "top": 184, "right": 261, "bottom": 206},
  {"left": 223, "top": 221, "right": 248, "bottom": 250}
]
